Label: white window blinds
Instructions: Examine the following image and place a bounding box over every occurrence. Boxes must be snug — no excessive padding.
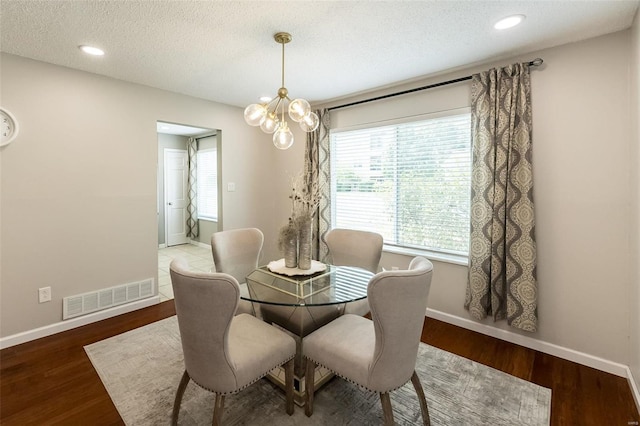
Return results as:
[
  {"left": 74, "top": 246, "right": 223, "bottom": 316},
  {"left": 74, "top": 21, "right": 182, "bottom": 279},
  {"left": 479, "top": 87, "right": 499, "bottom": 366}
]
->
[
  {"left": 330, "top": 111, "right": 471, "bottom": 255},
  {"left": 196, "top": 148, "right": 218, "bottom": 221}
]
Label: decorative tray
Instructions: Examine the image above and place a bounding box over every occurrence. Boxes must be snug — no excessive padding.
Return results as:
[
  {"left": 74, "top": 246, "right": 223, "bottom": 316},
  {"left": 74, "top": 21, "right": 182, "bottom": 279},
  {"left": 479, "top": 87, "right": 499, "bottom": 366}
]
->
[{"left": 267, "top": 259, "right": 327, "bottom": 276}]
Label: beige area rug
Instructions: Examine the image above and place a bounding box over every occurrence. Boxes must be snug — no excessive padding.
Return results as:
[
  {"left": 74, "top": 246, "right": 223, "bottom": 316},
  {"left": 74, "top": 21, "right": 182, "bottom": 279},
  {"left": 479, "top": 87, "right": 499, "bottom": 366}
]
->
[{"left": 85, "top": 316, "right": 551, "bottom": 425}]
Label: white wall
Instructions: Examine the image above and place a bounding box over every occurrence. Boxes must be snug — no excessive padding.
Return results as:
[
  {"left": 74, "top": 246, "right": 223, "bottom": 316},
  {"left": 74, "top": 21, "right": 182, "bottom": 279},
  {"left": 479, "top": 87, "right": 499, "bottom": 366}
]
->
[
  {"left": 523, "top": 30, "right": 631, "bottom": 366},
  {"left": 0, "top": 53, "right": 275, "bottom": 337},
  {"left": 629, "top": 8, "right": 640, "bottom": 396},
  {"left": 314, "top": 30, "right": 635, "bottom": 368}
]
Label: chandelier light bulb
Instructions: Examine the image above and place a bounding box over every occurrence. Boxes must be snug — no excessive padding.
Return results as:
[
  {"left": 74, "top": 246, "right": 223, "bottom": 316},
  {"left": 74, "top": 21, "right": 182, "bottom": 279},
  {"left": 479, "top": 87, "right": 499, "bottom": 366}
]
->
[
  {"left": 299, "top": 111, "right": 319, "bottom": 132},
  {"left": 288, "top": 98, "right": 311, "bottom": 122},
  {"left": 260, "top": 112, "right": 279, "bottom": 133},
  {"left": 273, "top": 122, "right": 294, "bottom": 150},
  {"left": 244, "top": 103, "right": 267, "bottom": 127}
]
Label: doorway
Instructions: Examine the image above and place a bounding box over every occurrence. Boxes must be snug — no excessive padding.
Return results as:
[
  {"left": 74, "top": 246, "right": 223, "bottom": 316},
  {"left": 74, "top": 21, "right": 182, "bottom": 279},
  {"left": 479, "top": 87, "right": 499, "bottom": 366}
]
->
[{"left": 157, "top": 121, "right": 222, "bottom": 248}]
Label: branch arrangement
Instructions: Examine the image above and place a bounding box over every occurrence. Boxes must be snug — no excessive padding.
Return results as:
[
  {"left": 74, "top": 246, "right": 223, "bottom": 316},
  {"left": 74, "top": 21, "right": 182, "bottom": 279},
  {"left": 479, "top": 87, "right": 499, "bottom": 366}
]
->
[
  {"left": 288, "top": 171, "right": 321, "bottom": 226},
  {"left": 278, "top": 171, "right": 322, "bottom": 253}
]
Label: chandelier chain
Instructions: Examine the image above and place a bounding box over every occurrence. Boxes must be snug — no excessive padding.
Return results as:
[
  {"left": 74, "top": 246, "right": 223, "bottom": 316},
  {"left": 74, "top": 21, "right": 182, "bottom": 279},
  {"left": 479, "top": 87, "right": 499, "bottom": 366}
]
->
[{"left": 281, "top": 40, "right": 285, "bottom": 91}]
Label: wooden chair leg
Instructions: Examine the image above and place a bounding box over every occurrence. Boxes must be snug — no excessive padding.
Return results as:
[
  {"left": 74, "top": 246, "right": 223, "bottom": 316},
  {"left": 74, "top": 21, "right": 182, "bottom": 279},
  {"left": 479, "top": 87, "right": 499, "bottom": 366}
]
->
[
  {"left": 305, "top": 359, "right": 316, "bottom": 417},
  {"left": 171, "top": 370, "right": 190, "bottom": 426},
  {"left": 212, "top": 394, "right": 225, "bottom": 426},
  {"left": 410, "top": 371, "right": 431, "bottom": 426},
  {"left": 380, "top": 392, "right": 395, "bottom": 425},
  {"left": 284, "top": 358, "right": 295, "bottom": 415}
]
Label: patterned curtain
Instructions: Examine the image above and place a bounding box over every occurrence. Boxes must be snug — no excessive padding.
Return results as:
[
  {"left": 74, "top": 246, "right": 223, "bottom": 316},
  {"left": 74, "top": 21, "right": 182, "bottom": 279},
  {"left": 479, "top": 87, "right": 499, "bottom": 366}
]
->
[
  {"left": 304, "top": 109, "right": 331, "bottom": 262},
  {"left": 464, "top": 63, "right": 538, "bottom": 332},
  {"left": 186, "top": 137, "right": 199, "bottom": 239}
]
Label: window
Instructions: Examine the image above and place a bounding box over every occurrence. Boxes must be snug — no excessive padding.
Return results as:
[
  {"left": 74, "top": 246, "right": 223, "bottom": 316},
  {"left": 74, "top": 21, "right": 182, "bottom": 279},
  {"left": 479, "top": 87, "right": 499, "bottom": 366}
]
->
[
  {"left": 196, "top": 148, "right": 218, "bottom": 221},
  {"left": 330, "top": 110, "right": 471, "bottom": 256}
]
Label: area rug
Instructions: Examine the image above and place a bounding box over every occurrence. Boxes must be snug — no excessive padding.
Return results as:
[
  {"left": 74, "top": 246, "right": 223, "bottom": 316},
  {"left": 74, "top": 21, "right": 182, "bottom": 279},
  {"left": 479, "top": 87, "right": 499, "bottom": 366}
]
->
[{"left": 85, "top": 316, "right": 551, "bottom": 425}]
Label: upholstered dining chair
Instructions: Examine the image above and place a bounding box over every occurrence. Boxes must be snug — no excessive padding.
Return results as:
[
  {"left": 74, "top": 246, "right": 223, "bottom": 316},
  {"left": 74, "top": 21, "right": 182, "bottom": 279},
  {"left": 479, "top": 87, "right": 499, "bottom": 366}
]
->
[
  {"left": 211, "top": 227, "right": 264, "bottom": 316},
  {"left": 303, "top": 256, "right": 434, "bottom": 426},
  {"left": 169, "top": 258, "right": 296, "bottom": 426},
  {"left": 325, "top": 228, "right": 383, "bottom": 316}
]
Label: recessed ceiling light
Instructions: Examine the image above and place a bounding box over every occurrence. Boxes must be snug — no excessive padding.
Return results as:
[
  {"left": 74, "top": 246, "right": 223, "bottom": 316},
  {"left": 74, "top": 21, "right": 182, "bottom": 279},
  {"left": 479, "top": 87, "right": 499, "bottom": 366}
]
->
[
  {"left": 79, "top": 45, "right": 105, "bottom": 56},
  {"left": 494, "top": 15, "right": 525, "bottom": 30},
  {"left": 259, "top": 96, "right": 272, "bottom": 103}
]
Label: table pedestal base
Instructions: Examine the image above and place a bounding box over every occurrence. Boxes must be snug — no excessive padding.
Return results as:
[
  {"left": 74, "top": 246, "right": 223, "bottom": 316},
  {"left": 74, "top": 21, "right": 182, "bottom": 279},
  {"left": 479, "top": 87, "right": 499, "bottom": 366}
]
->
[
  {"left": 262, "top": 314, "right": 341, "bottom": 406},
  {"left": 266, "top": 362, "right": 334, "bottom": 406}
]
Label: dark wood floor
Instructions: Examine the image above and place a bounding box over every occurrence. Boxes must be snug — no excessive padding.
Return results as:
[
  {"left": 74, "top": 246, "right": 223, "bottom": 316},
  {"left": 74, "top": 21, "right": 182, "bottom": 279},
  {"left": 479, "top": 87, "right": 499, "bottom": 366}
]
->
[{"left": 1, "top": 300, "right": 638, "bottom": 425}]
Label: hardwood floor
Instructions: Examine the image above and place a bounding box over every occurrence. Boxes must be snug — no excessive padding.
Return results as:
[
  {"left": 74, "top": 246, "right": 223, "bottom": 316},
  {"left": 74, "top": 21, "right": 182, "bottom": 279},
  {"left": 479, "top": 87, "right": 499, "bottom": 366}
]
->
[{"left": 1, "top": 300, "right": 638, "bottom": 425}]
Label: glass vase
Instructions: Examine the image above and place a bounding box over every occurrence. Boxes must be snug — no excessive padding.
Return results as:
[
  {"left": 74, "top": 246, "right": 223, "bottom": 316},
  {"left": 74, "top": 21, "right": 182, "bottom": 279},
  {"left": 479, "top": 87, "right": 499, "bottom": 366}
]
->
[
  {"left": 298, "top": 219, "right": 312, "bottom": 270},
  {"left": 284, "top": 233, "right": 298, "bottom": 268}
]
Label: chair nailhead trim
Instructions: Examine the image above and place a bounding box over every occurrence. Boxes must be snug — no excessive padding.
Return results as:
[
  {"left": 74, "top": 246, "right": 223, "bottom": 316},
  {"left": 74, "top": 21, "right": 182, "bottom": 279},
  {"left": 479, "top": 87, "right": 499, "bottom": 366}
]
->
[
  {"left": 304, "top": 355, "right": 410, "bottom": 394},
  {"left": 189, "top": 354, "right": 295, "bottom": 395}
]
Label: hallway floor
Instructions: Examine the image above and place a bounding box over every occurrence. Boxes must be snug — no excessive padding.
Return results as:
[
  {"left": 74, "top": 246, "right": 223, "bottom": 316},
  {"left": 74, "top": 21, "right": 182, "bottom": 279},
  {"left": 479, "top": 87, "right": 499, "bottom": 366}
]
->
[{"left": 157, "top": 244, "right": 213, "bottom": 301}]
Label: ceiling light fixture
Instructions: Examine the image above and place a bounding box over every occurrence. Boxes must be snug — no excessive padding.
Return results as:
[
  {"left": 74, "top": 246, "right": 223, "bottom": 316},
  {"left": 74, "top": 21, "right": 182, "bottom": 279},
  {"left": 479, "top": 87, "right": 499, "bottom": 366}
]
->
[
  {"left": 494, "top": 15, "right": 525, "bottom": 30},
  {"left": 244, "top": 32, "right": 319, "bottom": 150},
  {"left": 79, "top": 45, "right": 105, "bottom": 56}
]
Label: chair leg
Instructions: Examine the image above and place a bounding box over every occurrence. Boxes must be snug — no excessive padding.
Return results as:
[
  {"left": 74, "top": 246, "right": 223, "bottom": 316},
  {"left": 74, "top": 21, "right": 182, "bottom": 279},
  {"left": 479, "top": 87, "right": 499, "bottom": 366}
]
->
[
  {"left": 410, "top": 371, "right": 431, "bottom": 426},
  {"left": 171, "top": 370, "right": 190, "bottom": 426},
  {"left": 304, "top": 359, "right": 317, "bottom": 417},
  {"left": 380, "top": 392, "right": 395, "bottom": 426},
  {"left": 212, "top": 394, "right": 225, "bottom": 426},
  {"left": 284, "top": 358, "right": 295, "bottom": 415}
]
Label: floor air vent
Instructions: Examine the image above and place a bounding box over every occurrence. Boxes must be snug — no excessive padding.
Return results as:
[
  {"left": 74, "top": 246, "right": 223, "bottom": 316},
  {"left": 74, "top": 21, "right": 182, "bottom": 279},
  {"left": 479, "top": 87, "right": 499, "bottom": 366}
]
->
[{"left": 63, "top": 278, "right": 155, "bottom": 320}]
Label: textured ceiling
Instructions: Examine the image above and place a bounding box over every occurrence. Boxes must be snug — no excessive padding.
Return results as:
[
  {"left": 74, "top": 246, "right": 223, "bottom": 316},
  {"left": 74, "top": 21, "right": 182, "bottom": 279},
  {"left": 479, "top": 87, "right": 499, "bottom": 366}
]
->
[{"left": 1, "top": 1, "right": 639, "bottom": 108}]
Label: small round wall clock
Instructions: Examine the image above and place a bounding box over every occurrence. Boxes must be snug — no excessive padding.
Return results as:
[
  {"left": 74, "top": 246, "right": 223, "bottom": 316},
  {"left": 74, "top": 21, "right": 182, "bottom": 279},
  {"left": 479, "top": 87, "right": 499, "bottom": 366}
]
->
[{"left": 0, "top": 107, "right": 19, "bottom": 147}]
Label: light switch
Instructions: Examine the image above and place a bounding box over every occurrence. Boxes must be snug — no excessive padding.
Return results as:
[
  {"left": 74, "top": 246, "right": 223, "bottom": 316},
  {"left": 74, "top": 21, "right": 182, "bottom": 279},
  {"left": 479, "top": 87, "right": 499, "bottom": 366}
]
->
[{"left": 227, "top": 182, "right": 236, "bottom": 192}]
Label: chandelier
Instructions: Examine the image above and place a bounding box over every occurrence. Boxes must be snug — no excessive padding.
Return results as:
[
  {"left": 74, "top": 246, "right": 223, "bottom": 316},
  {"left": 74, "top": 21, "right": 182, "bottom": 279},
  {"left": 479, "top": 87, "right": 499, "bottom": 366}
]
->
[{"left": 244, "top": 32, "right": 319, "bottom": 150}]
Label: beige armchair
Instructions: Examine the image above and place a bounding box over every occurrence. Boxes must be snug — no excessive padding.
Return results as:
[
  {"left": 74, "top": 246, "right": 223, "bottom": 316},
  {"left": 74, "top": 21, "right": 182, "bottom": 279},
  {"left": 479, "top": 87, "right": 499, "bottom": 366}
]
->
[
  {"left": 170, "top": 258, "right": 296, "bottom": 425},
  {"left": 211, "top": 227, "right": 264, "bottom": 315},
  {"left": 325, "top": 228, "right": 383, "bottom": 316},
  {"left": 303, "top": 256, "right": 434, "bottom": 426}
]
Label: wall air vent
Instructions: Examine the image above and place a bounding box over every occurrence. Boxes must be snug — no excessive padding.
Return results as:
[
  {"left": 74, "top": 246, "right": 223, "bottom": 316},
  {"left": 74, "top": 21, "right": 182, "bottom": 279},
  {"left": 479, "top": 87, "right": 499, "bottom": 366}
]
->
[{"left": 63, "top": 278, "right": 155, "bottom": 320}]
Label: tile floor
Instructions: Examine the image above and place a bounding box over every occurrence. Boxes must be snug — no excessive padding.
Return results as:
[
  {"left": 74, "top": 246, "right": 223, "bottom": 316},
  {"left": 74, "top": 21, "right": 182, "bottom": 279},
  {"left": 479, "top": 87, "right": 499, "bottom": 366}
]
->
[{"left": 157, "top": 244, "right": 213, "bottom": 302}]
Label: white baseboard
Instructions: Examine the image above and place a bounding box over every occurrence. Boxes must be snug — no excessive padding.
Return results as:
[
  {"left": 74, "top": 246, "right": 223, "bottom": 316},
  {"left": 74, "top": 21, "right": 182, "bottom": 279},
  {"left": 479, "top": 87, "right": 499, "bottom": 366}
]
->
[
  {"left": 627, "top": 367, "right": 640, "bottom": 415},
  {"left": 426, "top": 308, "right": 629, "bottom": 378},
  {"left": 159, "top": 241, "right": 208, "bottom": 250},
  {"left": 189, "top": 239, "right": 210, "bottom": 249},
  {"left": 0, "top": 296, "right": 161, "bottom": 350}
]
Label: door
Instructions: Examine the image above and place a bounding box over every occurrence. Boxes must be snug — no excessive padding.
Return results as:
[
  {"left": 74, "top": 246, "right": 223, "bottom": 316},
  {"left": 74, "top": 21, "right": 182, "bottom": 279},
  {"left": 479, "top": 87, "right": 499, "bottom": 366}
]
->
[{"left": 164, "top": 149, "right": 188, "bottom": 246}]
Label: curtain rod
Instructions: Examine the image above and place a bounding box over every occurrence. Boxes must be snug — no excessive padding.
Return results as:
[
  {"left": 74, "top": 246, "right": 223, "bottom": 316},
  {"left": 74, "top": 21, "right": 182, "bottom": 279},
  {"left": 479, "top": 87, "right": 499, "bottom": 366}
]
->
[
  {"left": 328, "top": 58, "right": 543, "bottom": 111},
  {"left": 195, "top": 133, "right": 216, "bottom": 140}
]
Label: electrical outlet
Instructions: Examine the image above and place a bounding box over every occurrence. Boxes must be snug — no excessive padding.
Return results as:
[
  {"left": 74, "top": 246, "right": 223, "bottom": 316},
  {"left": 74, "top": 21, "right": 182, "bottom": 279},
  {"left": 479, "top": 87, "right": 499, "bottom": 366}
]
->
[{"left": 38, "top": 286, "right": 52, "bottom": 303}]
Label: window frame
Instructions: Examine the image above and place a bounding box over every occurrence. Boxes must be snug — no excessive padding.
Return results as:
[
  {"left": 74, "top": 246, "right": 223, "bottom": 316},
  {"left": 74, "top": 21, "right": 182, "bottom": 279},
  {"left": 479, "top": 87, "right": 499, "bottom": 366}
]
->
[
  {"left": 196, "top": 148, "right": 218, "bottom": 222},
  {"left": 329, "top": 107, "right": 471, "bottom": 266}
]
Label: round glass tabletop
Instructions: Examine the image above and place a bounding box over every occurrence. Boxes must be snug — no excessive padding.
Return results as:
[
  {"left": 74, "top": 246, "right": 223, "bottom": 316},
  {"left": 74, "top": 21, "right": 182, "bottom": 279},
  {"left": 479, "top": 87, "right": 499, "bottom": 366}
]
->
[{"left": 243, "top": 264, "right": 373, "bottom": 307}]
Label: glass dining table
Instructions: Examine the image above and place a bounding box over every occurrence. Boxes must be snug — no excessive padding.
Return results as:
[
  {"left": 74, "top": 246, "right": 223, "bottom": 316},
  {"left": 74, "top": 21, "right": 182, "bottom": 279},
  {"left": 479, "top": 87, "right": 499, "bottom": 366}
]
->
[{"left": 243, "top": 262, "right": 374, "bottom": 405}]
